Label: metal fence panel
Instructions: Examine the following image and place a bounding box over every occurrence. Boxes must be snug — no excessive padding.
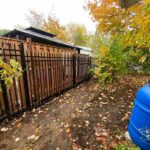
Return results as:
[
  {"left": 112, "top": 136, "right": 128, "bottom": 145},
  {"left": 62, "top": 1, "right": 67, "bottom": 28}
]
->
[{"left": 0, "top": 37, "right": 91, "bottom": 121}]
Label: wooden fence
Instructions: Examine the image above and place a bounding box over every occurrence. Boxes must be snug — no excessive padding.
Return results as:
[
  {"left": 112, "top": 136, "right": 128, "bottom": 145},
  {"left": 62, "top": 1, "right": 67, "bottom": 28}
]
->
[{"left": 0, "top": 37, "right": 91, "bottom": 121}]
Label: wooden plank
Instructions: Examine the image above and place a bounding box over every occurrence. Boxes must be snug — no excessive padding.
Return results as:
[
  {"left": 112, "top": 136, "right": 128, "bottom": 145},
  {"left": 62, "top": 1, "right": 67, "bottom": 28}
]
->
[
  {"left": 26, "top": 50, "right": 33, "bottom": 107},
  {"left": 37, "top": 51, "right": 43, "bottom": 102}
]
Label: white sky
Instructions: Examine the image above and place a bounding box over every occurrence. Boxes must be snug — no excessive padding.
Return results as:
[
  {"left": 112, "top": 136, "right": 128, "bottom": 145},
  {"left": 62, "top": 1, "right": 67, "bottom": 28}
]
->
[{"left": 0, "top": 0, "right": 96, "bottom": 32}]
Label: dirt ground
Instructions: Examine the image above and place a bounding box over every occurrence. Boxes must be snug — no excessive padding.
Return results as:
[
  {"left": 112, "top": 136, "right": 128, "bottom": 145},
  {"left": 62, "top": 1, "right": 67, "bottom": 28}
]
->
[{"left": 0, "top": 75, "right": 149, "bottom": 150}]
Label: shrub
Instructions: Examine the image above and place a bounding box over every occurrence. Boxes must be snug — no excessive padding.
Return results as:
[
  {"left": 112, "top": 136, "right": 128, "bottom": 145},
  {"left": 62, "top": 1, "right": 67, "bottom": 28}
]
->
[
  {"left": 92, "top": 35, "right": 129, "bottom": 83},
  {"left": 0, "top": 58, "right": 22, "bottom": 92},
  {"left": 115, "top": 144, "right": 140, "bottom": 150}
]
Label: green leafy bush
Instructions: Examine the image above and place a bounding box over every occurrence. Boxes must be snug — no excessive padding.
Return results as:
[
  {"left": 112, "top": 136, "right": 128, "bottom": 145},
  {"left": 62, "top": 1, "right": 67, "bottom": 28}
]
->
[
  {"left": 0, "top": 58, "right": 22, "bottom": 91},
  {"left": 92, "top": 35, "right": 129, "bottom": 83},
  {"left": 115, "top": 144, "right": 140, "bottom": 150}
]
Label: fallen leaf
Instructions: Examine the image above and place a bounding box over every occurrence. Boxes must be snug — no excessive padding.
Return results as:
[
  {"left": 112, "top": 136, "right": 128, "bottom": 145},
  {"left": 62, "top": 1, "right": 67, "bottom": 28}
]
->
[
  {"left": 15, "top": 137, "right": 20, "bottom": 142},
  {"left": 35, "top": 136, "right": 40, "bottom": 141},
  {"left": 32, "top": 108, "right": 36, "bottom": 112},
  {"left": 56, "top": 147, "right": 60, "bottom": 150},
  {"left": 1, "top": 127, "right": 8, "bottom": 132},
  {"left": 66, "top": 128, "right": 71, "bottom": 133},
  {"left": 71, "top": 113, "right": 76, "bottom": 118},
  {"left": 78, "top": 125, "right": 82, "bottom": 128},
  {"left": 16, "top": 123, "right": 21, "bottom": 128},
  {"left": 100, "top": 102, "right": 108, "bottom": 105},
  {"left": 27, "top": 135, "right": 36, "bottom": 140},
  {"left": 85, "top": 120, "right": 90, "bottom": 126},
  {"left": 96, "top": 136, "right": 106, "bottom": 142},
  {"left": 110, "top": 97, "right": 114, "bottom": 100}
]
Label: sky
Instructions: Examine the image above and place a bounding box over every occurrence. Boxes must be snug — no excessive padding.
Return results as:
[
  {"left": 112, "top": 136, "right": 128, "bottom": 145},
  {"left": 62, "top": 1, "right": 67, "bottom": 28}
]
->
[{"left": 0, "top": 0, "right": 96, "bottom": 32}]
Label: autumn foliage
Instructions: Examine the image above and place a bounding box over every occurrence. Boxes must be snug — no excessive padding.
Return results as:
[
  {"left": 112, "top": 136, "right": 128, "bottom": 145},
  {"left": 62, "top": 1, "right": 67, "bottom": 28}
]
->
[
  {"left": 87, "top": 0, "right": 150, "bottom": 82},
  {"left": 44, "top": 16, "right": 69, "bottom": 42}
]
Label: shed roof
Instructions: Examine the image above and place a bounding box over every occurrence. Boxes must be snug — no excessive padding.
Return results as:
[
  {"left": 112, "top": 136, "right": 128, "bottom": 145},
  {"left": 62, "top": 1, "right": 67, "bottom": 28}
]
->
[
  {"left": 76, "top": 46, "right": 92, "bottom": 52},
  {"left": 3, "top": 27, "right": 77, "bottom": 49},
  {"left": 25, "top": 27, "right": 56, "bottom": 37}
]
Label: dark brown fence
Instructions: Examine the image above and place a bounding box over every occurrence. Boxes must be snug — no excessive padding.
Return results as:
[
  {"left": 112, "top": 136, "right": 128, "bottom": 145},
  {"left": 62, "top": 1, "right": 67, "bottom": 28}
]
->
[{"left": 0, "top": 38, "right": 91, "bottom": 121}]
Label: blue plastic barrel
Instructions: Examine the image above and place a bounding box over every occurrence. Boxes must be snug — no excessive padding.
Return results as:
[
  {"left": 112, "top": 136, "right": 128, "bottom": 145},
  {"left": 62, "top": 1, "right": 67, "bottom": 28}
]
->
[{"left": 128, "top": 83, "right": 150, "bottom": 150}]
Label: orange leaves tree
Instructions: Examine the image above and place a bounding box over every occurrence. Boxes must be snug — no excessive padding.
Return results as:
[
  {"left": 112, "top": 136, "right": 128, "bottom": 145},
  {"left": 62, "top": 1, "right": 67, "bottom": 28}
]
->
[
  {"left": 44, "top": 16, "right": 69, "bottom": 42},
  {"left": 27, "top": 10, "right": 69, "bottom": 42},
  {"left": 87, "top": 0, "right": 150, "bottom": 77},
  {"left": 87, "top": 0, "right": 150, "bottom": 35},
  {"left": 87, "top": 0, "right": 132, "bottom": 34},
  {"left": 27, "top": 10, "right": 90, "bottom": 45}
]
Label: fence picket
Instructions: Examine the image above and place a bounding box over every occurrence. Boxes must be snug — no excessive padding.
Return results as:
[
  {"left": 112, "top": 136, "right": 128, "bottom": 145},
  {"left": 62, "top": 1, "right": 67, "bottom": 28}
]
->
[{"left": 20, "top": 43, "right": 31, "bottom": 110}]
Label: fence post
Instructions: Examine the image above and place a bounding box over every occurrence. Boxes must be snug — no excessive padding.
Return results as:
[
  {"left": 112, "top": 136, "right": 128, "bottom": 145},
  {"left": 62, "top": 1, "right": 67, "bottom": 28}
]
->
[
  {"left": 89, "top": 56, "right": 92, "bottom": 68},
  {"left": 20, "top": 43, "right": 31, "bottom": 110},
  {"left": 89, "top": 56, "right": 92, "bottom": 79},
  {"left": 73, "top": 54, "right": 76, "bottom": 87},
  {"left": 1, "top": 80, "right": 10, "bottom": 120}
]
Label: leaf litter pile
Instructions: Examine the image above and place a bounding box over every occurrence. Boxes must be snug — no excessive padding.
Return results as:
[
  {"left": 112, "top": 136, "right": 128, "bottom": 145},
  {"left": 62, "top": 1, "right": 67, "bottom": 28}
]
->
[{"left": 0, "top": 75, "right": 149, "bottom": 150}]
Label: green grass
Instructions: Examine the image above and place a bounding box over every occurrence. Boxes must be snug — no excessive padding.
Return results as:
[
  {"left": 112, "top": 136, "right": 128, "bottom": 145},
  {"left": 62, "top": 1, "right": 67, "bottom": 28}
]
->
[{"left": 115, "top": 144, "right": 140, "bottom": 150}]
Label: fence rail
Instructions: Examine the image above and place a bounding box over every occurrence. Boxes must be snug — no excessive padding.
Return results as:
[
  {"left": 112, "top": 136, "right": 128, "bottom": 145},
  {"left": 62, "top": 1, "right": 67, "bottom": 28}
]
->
[{"left": 0, "top": 38, "right": 91, "bottom": 121}]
